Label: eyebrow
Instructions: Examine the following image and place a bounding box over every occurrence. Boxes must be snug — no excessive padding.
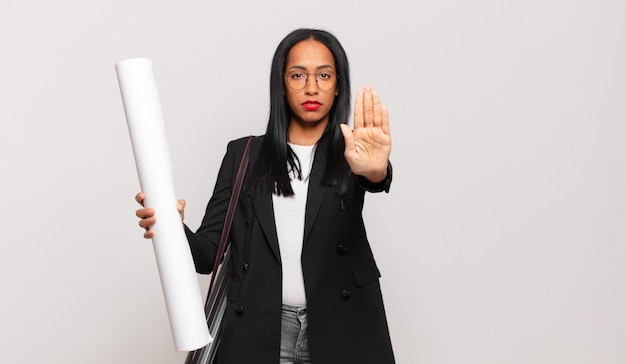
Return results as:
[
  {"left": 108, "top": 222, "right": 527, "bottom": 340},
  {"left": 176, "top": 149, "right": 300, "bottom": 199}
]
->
[{"left": 286, "top": 64, "right": 335, "bottom": 71}]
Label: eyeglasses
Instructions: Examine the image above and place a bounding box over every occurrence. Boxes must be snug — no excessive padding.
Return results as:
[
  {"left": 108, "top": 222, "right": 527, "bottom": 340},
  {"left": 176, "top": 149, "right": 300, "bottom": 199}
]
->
[{"left": 284, "top": 70, "right": 338, "bottom": 91}]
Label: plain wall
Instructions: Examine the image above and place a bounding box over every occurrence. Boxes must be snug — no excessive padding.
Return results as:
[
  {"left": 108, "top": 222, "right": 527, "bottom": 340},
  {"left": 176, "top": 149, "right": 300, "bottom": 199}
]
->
[{"left": 1, "top": 0, "right": 624, "bottom": 363}]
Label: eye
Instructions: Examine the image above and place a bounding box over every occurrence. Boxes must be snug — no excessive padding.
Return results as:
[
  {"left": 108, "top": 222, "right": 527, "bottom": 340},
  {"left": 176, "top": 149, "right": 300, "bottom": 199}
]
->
[
  {"left": 289, "top": 72, "right": 306, "bottom": 80},
  {"left": 318, "top": 72, "right": 332, "bottom": 80}
]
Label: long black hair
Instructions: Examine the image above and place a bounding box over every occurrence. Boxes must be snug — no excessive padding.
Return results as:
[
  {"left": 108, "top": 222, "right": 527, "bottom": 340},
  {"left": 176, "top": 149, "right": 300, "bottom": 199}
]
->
[{"left": 247, "top": 28, "right": 352, "bottom": 196}]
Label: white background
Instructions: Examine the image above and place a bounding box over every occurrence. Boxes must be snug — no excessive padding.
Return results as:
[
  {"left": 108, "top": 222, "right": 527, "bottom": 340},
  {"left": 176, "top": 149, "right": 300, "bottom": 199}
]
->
[{"left": 1, "top": 0, "right": 624, "bottom": 363}]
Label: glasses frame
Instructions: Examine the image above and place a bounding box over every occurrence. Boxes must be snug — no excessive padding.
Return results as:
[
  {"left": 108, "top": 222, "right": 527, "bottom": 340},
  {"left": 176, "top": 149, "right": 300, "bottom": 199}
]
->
[{"left": 283, "top": 70, "right": 338, "bottom": 91}]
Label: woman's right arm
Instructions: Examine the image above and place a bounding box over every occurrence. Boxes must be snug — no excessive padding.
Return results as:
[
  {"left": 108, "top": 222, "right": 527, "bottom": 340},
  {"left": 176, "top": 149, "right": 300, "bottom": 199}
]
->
[{"left": 134, "top": 139, "right": 243, "bottom": 274}]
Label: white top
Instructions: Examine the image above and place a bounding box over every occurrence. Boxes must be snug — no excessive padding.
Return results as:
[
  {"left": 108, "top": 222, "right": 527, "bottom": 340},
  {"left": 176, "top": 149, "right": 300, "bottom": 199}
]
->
[{"left": 272, "top": 143, "right": 316, "bottom": 306}]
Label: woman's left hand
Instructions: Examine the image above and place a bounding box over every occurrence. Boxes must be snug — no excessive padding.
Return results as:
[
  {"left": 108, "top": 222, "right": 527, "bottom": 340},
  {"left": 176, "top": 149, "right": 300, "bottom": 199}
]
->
[{"left": 340, "top": 85, "right": 391, "bottom": 183}]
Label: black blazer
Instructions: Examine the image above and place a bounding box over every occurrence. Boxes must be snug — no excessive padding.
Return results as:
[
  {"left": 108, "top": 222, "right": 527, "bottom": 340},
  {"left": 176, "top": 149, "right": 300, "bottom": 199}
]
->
[{"left": 185, "top": 136, "right": 395, "bottom": 364}]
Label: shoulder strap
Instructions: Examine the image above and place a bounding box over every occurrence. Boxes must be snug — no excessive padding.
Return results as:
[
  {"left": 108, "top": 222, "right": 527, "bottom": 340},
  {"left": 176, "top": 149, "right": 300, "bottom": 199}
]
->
[{"left": 207, "top": 136, "right": 253, "bottom": 296}]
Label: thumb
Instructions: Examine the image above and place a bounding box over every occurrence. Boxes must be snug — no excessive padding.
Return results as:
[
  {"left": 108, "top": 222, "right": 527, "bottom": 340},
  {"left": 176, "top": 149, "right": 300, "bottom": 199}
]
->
[
  {"left": 177, "top": 199, "right": 186, "bottom": 222},
  {"left": 340, "top": 124, "right": 355, "bottom": 153}
]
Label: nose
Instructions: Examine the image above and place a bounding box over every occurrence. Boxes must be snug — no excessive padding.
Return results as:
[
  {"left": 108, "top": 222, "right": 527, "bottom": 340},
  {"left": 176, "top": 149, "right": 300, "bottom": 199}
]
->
[{"left": 304, "top": 74, "right": 318, "bottom": 95}]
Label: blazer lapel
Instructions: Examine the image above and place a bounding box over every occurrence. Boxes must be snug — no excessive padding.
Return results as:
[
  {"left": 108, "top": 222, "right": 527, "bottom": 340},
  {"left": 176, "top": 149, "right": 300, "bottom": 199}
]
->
[
  {"left": 252, "top": 191, "right": 281, "bottom": 263},
  {"left": 303, "top": 142, "right": 329, "bottom": 248},
  {"left": 247, "top": 137, "right": 281, "bottom": 263}
]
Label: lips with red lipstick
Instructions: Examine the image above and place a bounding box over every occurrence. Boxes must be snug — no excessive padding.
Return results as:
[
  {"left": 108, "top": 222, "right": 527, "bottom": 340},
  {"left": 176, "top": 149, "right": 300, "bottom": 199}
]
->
[{"left": 302, "top": 100, "right": 321, "bottom": 111}]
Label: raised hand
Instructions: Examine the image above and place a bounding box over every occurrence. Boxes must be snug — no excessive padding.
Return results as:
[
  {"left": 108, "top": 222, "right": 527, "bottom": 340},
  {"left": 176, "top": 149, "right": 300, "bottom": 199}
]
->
[{"left": 340, "top": 85, "right": 391, "bottom": 183}]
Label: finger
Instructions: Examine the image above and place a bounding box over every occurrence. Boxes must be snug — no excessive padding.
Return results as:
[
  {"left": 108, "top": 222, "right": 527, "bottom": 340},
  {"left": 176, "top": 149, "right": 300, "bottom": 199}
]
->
[
  {"left": 381, "top": 105, "right": 390, "bottom": 135},
  {"left": 340, "top": 124, "right": 355, "bottom": 153},
  {"left": 353, "top": 89, "right": 364, "bottom": 129},
  {"left": 135, "top": 207, "right": 155, "bottom": 219},
  {"left": 135, "top": 192, "right": 146, "bottom": 207},
  {"left": 372, "top": 89, "right": 382, "bottom": 127},
  {"left": 138, "top": 215, "right": 156, "bottom": 229},
  {"left": 143, "top": 229, "right": 154, "bottom": 239},
  {"left": 362, "top": 86, "right": 373, "bottom": 126}
]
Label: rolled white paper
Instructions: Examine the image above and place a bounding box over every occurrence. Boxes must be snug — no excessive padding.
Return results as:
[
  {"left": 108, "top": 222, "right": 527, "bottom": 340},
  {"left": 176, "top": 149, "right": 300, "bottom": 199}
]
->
[{"left": 115, "top": 58, "right": 211, "bottom": 352}]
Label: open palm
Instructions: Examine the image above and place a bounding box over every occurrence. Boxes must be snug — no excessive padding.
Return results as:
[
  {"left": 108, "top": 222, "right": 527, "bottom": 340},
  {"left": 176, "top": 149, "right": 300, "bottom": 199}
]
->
[{"left": 340, "top": 85, "right": 391, "bottom": 183}]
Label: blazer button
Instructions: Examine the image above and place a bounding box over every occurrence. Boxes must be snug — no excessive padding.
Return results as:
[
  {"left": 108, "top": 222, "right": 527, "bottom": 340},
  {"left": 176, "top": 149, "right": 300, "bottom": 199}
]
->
[
  {"left": 340, "top": 200, "right": 349, "bottom": 210},
  {"left": 235, "top": 305, "right": 245, "bottom": 316},
  {"left": 245, "top": 218, "right": 251, "bottom": 226},
  {"left": 340, "top": 289, "right": 351, "bottom": 300},
  {"left": 337, "top": 245, "right": 349, "bottom": 255},
  {"left": 243, "top": 262, "right": 249, "bottom": 272}
]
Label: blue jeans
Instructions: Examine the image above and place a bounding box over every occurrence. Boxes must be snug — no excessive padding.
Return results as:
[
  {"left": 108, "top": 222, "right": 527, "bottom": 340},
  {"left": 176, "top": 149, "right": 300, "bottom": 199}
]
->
[{"left": 280, "top": 304, "right": 311, "bottom": 364}]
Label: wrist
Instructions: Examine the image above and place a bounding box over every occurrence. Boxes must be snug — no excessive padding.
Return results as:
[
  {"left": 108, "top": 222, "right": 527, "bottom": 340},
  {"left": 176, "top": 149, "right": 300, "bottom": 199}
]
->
[{"left": 362, "top": 166, "right": 388, "bottom": 184}]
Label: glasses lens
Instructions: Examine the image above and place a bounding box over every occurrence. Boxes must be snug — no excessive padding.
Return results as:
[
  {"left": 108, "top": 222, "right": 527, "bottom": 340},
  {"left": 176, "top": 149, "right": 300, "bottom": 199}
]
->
[
  {"left": 316, "top": 72, "right": 335, "bottom": 91},
  {"left": 286, "top": 71, "right": 307, "bottom": 90}
]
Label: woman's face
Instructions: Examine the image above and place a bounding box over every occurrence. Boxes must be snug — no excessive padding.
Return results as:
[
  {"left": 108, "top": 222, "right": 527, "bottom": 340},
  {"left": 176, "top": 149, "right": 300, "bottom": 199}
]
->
[{"left": 284, "top": 39, "right": 338, "bottom": 132}]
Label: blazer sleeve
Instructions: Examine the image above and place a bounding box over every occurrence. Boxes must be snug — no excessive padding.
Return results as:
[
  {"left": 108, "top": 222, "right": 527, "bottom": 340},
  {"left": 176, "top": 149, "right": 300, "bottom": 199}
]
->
[
  {"left": 356, "top": 161, "right": 393, "bottom": 193},
  {"left": 184, "top": 139, "right": 241, "bottom": 274}
]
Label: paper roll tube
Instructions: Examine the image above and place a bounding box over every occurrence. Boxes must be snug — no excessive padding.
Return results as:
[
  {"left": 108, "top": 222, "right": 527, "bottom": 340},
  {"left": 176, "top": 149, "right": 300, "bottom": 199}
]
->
[{"left": 115, "top": 58, "right": 211, "bottom": 352}]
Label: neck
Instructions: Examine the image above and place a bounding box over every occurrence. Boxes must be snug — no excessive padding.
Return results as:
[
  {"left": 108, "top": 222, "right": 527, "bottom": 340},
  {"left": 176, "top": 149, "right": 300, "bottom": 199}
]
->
[{"left": 288, "top": 120, "right": 327, "bottom": 146}]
